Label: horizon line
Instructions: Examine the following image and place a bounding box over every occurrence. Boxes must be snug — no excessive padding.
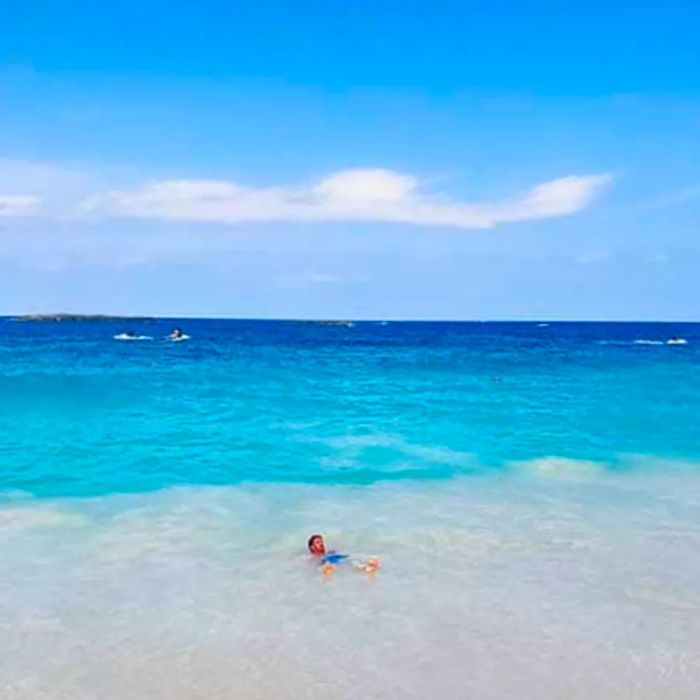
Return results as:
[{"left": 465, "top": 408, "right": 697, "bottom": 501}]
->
[{"left": 2, "top": 313, "right": 698, "bottom": 324}]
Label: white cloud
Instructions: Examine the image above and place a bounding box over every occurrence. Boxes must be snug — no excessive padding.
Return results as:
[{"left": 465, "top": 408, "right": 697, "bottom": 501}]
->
[
  {"left": 83, "top": 168, "right": 612, "bottom": 229},
  {"left": 0, "top": 194, "right": 41, "bottom": 217}
]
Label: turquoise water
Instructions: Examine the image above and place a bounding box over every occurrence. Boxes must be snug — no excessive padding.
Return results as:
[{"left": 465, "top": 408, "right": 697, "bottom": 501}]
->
[
  {"left": 2, "top": 319, "right": 700, "bottom": 699},
  {"left": 1, "top": 319, "right": 699, "bottom": 497}
]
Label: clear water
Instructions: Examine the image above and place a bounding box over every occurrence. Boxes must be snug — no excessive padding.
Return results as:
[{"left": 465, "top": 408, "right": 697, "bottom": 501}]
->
[{"left": 1, "top": 319, "right": 699, "bottom": 698}]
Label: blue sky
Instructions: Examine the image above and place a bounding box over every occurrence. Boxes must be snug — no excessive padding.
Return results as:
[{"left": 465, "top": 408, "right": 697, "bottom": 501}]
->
[{"left": 1, "top": 0, "right": 699, "bottom": 319}]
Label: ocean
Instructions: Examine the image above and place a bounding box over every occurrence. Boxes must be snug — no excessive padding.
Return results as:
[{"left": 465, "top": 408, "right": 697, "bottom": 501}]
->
[{"left": 1, "top": 318, "right": 699, "bottom": 698}]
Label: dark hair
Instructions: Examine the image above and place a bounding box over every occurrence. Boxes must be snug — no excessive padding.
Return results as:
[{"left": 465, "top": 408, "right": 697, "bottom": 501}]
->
[{"left": 307, "top": 534, "right": 323, "bottom": 552}]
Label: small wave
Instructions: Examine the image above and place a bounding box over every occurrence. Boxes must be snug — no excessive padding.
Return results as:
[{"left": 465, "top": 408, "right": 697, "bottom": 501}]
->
[
  {"left": 513, "top": 456, "right": 605, "bottom": 480},
  {"left": 320, "top": 433, "right": 475, "bottom": 469},
  {"left": 114, "top": 334, "right": 153, "bottom": 341},
  {"left": 598, "top": 339, "right": 689, "bottom": 347}
]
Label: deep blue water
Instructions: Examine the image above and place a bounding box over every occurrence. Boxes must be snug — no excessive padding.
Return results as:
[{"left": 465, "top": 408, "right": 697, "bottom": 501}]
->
[{"left": 1, "top": 318, "right": 698, "bottom": 498}]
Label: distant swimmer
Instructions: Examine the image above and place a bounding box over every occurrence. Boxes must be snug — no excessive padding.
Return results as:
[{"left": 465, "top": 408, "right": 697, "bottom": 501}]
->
[
  {"left": 307, "top": 534, "right": 380, "bottom": 577},
  {"left": 667, "top": 336, "right": 688, "bottom": 345},
  {"left": 168, "top": 328, "right": 191, "bottom": 341}
]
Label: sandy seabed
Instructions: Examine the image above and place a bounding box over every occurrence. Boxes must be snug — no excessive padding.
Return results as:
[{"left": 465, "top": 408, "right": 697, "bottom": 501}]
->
[{"left": 1, "top": 460, "right": 700, "bottom": 699}]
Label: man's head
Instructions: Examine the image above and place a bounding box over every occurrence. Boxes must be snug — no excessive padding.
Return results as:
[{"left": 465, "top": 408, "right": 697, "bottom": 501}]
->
[{"left": 307, "top": 534, "right": 326, "bottom": 556}]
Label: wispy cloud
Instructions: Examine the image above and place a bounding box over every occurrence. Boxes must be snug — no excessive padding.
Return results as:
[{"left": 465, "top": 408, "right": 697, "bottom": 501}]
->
[
  {"left": 575, "top": 249, "right": 611, "bottom": 265},
  {"left": 276, "top": 272, "right": 350, "bottom": 290},
  {"left": 0, "top": 194, "right": 41, "bottom": 217},
  {"left": 83, "top": 168, "right": 612, "bottom": 229},
  {"left": 0, "top": 157, "right": 96, "bottom": 219},
  {"left": 645, "top": 184, "right": 700, "bottom": 210}
]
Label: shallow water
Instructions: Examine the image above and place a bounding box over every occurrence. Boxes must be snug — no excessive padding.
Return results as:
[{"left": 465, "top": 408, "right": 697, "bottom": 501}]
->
[{"left": 1, "top": 319, "right": 699, "bottom": 698}]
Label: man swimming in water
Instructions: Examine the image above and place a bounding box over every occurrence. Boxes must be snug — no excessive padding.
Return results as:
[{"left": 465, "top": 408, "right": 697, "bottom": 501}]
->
[
  {"left": 307, "top": 534, "right": 379, "bottom": 575},
  {"left": 308, "top": 534, "right": 347, "bottom": 564}
]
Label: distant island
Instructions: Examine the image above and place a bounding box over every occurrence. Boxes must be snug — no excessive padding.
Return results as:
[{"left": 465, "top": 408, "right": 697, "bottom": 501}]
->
[{"left": 13, "top": 314, "right": 155, "bottom": 323}]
